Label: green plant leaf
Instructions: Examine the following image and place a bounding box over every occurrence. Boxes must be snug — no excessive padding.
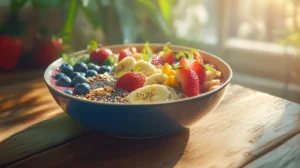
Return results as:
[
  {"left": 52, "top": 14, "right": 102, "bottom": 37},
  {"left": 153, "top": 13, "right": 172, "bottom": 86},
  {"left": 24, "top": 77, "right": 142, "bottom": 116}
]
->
[
  {"left": 11, "top": 0, "right": 28, "bottom": 12},
  {"left": 136, "top": 0, "right": 170, "bottom": 36},
  {"left": 11, "top": 0, "right": 27, "bottom": 12},
  {"left": 158, "top": 0, "right": 175, "bottom": 28},
  {"left": 87, "top": 40, "right": 99, "bottom": 51},
  {"left": 100, "top": 0, "right": 123, "bottom": 44},
  {"left": 78, "top": 0, "right": 104, "bottom": 29},
  {"left": 114, "top": 0, "right": 138, "bottom": 43},
  {"left": 62, "top": 0, "right": 77, "bottom": 45},
  {"left": 31, "top": 0, "right": 62, "bottom": 8}
]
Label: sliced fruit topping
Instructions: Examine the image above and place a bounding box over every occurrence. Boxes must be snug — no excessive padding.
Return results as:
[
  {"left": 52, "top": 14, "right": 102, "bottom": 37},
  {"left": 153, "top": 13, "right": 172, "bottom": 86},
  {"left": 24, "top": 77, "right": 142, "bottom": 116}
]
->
[
  {"left": 161, "top": 52, "right": 176, "bottom": 65},
  {"left": 129, "top": 84, "right": 171, "bottom": 104},
  {"left": 157, "top": 43, "right": 175, "bottom": 65},
  {"left": 178, "top": 57, "right": 206, "bottom": 85},
  {"left": 192, "top": 51, "right": 204, "bottom": 63},
  {"left": 116, "top": 72, "right": 146, "bottom": 92},
  {"left": 134, "top": 60, "right": 158, "bottom": 77},
  {"left": 176, "top": 68, "right": 199, "bottom": 97},
  {"left": 151, "top": 56, "right": 164, "bottom": 66},
  {"left": 165, "top": 75, "right": 180, "bottom": 88},
  {"left": 189, "top": 61, "right": 206, "bottom": 85},
  {"left": 204, "top": 64, "right": 221, "bottom": 78},
  {"left": 179, "top": 57, "right": 189, "bottom": 66},
  {"left": 144, "top": 73, "right": 168, "bottom": 86},
  {"left": 118, "top": 48, "right": 132, "bottom": 62},
  {"left": 90, "top": 48, "right": 113, "bottom": 65},
  {"left": 162, "top": 63, "right": 173, "bottom": 75},
  {"left": 114, "top": 57, "right": 136, "bottom": 78},
  {"left": 130, "top": 47, "right": 138, "bottom": 54}
]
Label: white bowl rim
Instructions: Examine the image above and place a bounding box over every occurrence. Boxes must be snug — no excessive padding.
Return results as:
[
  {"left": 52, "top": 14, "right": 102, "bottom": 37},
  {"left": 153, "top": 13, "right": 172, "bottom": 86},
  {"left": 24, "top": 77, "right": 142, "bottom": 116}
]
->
[{"left": 44, "top": 43, "right": 233, "bottom": 106}]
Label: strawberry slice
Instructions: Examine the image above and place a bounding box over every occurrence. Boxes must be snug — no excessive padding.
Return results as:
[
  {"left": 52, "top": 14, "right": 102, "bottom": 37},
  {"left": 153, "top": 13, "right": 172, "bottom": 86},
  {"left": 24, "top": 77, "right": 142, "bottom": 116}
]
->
[
  {"left": 176, "top": 68, "right": 199, "bottom": 97},
  {"left": 162, "top": 52, "right": 176, "bottom": 65},
  {"left": 90, "top": 48, "right": 113, "bottom": 65},
  {"left": 190, "top": 61, "right": 206, "bottom": 85},
  {"left": 116, "top": 72, "right": 146, "bottom": 92},
  {"left": 179, "top": 57, "right": 189, "bottom": 66},
  {"left": 151, "top": 55, "right": 164, "bottom": 65},
  {"left": 118, "top": 48, "right": 132, "bottom": 62},
  {"left": 192, "top": 52, "right": 204, "bottom": 63}
]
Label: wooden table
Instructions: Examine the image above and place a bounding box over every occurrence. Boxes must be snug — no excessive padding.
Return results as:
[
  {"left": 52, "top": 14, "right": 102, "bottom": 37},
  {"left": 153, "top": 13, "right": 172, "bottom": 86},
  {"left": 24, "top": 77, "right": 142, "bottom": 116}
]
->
[{"left": 1, "top": 73, "right": 300, "bottom": 168}]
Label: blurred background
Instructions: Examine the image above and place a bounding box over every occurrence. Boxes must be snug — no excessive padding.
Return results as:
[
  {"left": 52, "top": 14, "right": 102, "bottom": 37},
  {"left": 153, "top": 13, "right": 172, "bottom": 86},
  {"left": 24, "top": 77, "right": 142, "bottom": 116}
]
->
[{"left": 0, "top": 0, "right": 299, "bottom": 103}]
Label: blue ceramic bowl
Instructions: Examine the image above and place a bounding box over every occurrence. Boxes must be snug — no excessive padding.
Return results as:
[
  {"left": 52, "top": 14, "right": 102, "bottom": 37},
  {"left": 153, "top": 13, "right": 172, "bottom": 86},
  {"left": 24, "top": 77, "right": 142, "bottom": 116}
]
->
[{"left": 44, "top": 44, "right": 232, "bottom": 138}]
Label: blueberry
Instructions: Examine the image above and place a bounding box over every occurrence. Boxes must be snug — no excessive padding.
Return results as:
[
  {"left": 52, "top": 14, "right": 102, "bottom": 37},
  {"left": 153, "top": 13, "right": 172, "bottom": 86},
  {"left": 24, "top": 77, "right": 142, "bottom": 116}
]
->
[
  {"left": 53, "top": 73, "right": 66, "bottom": 80},
  {"left": 74, "top": 83, "right": 90, "bottom": 95},
  {"left": 57, "top": 76, "right": 72, "bottom": 87},
  {"left": 74, "top": 62, "right": 88, "bottom": 73},
  {"left": 89, "top": 64, "right": 100, "bottom": 71},
  {"left": 60, "top": 64, "right": 73, "bottom": 76},
  {"left": 72, "top": 75, "right": 86, "bottom": 86},
  {"left": 63, "top": 89, "right": 73, "bottom": 95},
  {"left": 86, "top": 70, "right": 98, "bottom": 78},
  {"left": 70, "top": 72, "right": 81, "bottom": 79},
  {"left": 80, "top": 72, "right": 86, "bottom": 77},
  {"left": 87, "top": 63, "right": 95, "bottom": 68},
  {"left": 98, "top": 65, "right": 112, "bottom": 74},
  {"left": 59, "top": 63, "right": 67, "bottom": 70}
]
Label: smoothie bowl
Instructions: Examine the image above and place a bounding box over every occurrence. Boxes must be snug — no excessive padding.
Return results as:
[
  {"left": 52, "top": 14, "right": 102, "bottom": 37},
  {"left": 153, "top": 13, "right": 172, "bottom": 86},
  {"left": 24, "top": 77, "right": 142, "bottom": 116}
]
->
[{"left": 44, "top": 43, "right": 232, "bottom": 138}]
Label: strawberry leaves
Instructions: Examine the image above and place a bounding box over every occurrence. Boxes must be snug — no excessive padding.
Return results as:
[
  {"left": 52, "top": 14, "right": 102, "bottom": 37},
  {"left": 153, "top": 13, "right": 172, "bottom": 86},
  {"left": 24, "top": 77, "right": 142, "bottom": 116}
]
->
[
  {"left": 62, "top": 53, "right": 90, "bottom": 66},
  {"left": 142, "top": 42, "right": 153, "bottom": 62},
  {"left": 87, "top": 40, "right": 99, "bottom": 51},
  {"left": 163, "top": 42, "right": 172, "bottom": 53},
  {"left": 204, "top": 64, "right": 221, "bottom": 76}
]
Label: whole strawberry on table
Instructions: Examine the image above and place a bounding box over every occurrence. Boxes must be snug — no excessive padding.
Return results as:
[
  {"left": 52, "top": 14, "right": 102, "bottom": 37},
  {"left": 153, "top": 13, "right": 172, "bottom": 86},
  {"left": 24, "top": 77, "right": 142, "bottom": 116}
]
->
[
  {"left": 0, "top": 13, "right": 24, "bottom": 71},
  {"left": 50, "top": 42, "right": 222, "bottom": 104},
  {"left": 33, "top": 27, "right": 63, "bottom": 67}
]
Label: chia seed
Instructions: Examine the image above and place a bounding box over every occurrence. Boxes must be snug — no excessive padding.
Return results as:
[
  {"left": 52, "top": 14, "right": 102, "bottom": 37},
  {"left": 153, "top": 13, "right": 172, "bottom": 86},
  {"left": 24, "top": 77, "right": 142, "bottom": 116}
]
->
[{"left": 77, "top": 73, "right": 130, "bottom": 103}]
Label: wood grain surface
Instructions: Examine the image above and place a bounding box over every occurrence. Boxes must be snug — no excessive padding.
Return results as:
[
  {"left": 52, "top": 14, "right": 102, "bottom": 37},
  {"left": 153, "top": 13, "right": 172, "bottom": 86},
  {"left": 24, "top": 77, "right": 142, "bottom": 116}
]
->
[
  {"left": 1, "top": 77, "right": 300, "bottom": 168},
  {"left": 245, "top": 133, "right": 300, "bottom": 168}
]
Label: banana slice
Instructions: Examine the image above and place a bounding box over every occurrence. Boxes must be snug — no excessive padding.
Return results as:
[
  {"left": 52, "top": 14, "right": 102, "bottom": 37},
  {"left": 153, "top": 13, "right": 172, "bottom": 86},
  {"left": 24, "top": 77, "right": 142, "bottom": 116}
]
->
[
  {"left": 129, "top": 84, "right": 171, "bottom": 104},
  {"left": 114, "top": 57, "right": 136, "bottom": 78},
  {"left": 144, "top": 73, "right": 168, "bottom": 86},
  {"left": 202, "top": 79, "right": 220, "bottom": 90},
  {"left": 132, "top": 53, "right": 143, "bottom": 61},
  {"left": 166, "top": 86, "right": 179, "bottom": 100},
  {"left": 205, "top": 71, "right": 217, "bottom": 82},
  {"left": 134, "top": 60, "right": 158, "bottom": 77}
]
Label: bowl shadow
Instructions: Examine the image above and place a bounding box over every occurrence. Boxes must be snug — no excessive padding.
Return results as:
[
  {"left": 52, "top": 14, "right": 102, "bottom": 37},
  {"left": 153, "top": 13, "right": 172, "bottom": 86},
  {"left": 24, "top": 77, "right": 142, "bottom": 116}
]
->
[
  {"left": 63, "top": 128, "right": 190, "bottom": 168},
  {"left": 16, "top": 128, "right": 190, "bottom": 168}
]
